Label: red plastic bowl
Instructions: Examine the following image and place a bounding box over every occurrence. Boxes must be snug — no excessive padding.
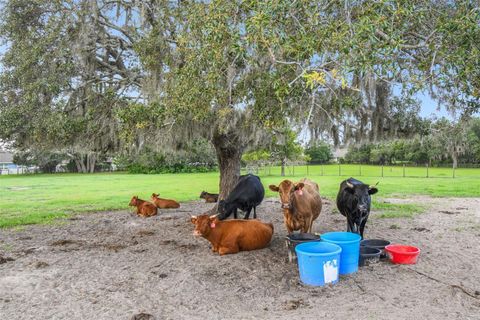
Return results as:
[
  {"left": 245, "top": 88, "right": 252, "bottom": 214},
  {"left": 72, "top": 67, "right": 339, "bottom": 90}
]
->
[{"left": 385, "top": 244, "right": 420, "bottom": 264}]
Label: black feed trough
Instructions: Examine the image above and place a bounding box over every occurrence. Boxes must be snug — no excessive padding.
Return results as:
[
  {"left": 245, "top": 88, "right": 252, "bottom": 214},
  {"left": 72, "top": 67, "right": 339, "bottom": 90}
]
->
[
  {"left": 360, "top": 239, "right": 391, "bottom": 259},
  {"left": 359, "top": 246, "right": 382, "bottom": 267},
  {"left": 285, "top": 233, "right": 321, "bottom": 262}
]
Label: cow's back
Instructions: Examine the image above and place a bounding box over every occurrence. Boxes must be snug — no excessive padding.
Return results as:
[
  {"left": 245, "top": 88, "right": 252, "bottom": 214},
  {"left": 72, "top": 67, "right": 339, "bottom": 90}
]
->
[
  {"left": 139, "top": 202, "right": 157, "bottom": 217},
  {"left": 226, "top": 174, "right": 264, "bottom": 207},
  {"left": 299, "top": 178, "right": 320, "bottom": 193},
  {"left": 222, "top": 219, "right": 273, "bottom": 251},
  {"left": 296, "top": 179, "right": 322, "bottom": 220}
]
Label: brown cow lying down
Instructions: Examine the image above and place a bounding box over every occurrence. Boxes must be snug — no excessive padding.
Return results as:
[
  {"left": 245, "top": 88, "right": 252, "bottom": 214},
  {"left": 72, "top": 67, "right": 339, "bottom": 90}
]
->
[
  {"left": 269, "top": 178, "right": 322, "bottom": 234},
  {"left": 151, "top": 193, "right": 180, "bottom": 209},
  {"left": 129, "top": 196, "right": 157, "bottom": 217},
  {"left": 199, "top": 191, "right": 219, "bottom": 203},
  {"left": 190, "top": 214, "right": 274, "bottom": 255}
]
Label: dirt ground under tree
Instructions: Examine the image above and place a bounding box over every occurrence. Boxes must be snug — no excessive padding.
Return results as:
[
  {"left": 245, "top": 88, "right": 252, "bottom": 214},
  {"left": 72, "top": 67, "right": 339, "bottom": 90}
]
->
[{"left": 1, "top": 196, "right": 479, "bottom": 320}]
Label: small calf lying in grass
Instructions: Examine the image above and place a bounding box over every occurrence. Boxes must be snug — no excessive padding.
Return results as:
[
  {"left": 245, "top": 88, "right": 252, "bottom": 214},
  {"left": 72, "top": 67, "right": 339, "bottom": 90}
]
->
[
  {"left": 151, "top": 193, "right": 180, "bottom": 209},
  {"left": 199, "top": 191, "right": 219, "bottom": 203},
  {"left": 129, "top": 196, "right": 157, "bottom": 217}
]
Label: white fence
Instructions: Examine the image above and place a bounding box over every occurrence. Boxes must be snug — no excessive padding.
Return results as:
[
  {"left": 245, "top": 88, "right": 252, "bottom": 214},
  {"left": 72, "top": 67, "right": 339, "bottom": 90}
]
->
[{"left": 0, "top": 165, "right": 37, "bottom": 175}]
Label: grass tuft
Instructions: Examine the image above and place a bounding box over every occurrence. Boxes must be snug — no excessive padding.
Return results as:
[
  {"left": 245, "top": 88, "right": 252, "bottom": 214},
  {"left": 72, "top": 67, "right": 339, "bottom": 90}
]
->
[{"left": 372, "top": 201, "right": 425, "bottom": 219}]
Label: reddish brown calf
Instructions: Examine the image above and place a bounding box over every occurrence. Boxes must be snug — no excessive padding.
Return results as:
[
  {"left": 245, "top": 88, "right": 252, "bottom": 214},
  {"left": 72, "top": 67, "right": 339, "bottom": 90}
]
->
[
  {"left": 199, "top": 191, "right": 219, "bottom": 203},
  {"left": 129, "top": 196, "right": 157, "bottom": 217},
  {"left": 190, "top": 214, "right": 273, "bottom": 255},
  {"left": 151, "top": 193, "right": 180, "bottom": 209}
]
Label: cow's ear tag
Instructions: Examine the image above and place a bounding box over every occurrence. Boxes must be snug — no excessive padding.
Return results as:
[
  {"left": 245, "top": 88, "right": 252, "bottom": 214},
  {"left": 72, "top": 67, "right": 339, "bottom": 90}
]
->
[{"left": 210, "top": 222, "right": 216, "bottom": 228}]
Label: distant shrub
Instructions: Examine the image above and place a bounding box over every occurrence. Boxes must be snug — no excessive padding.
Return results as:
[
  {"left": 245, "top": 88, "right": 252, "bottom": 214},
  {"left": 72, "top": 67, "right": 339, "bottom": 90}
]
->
[
  {"left": 116, "top": 139, "right": 218, "bottom": 174},
  {"left": 13, "top": 151, "right": 61, "bottom": 173},
  {"left": 345, "top": 144, "right": 372, "bottom": 164},
  {"left": 305, "top": 143, "right": 333, "bottom": 164}
]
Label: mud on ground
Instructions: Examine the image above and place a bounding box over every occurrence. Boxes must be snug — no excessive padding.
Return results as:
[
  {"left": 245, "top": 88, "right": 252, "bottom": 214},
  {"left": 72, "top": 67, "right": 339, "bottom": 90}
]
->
[{"left": 1, "top": 197, "right": 479, "bottom": 320}]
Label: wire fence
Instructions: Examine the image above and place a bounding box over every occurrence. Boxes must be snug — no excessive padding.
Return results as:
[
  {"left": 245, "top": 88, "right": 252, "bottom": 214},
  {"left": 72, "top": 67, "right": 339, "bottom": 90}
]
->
[{"left": 241, "top": 163, "right": 480, "bottom": 178}]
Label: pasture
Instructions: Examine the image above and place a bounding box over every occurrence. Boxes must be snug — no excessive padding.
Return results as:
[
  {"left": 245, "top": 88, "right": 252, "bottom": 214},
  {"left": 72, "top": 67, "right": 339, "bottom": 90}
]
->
[{"left": 1, "top": 164, "right": 480, "bottom": 228}]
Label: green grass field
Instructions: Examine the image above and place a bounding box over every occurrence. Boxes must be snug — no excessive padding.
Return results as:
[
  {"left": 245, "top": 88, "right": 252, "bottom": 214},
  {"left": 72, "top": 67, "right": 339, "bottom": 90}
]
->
[{"left": 1, "top": 164, "right": 479, "bottom": 228}]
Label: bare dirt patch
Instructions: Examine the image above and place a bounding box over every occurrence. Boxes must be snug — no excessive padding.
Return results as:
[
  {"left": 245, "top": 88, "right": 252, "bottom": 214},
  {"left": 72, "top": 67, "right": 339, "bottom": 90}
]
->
[{"left": 1, "top": 197, "right": 479, "bottom": 319}]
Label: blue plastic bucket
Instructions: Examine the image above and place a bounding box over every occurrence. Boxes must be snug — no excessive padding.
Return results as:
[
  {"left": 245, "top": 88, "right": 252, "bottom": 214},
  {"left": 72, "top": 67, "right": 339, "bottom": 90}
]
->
[
  {"left": 295, "top": 242, "right": 342, "bottom": 286},
  {"left": 321, "top": 232, "right": 361, "bottom": 275}
]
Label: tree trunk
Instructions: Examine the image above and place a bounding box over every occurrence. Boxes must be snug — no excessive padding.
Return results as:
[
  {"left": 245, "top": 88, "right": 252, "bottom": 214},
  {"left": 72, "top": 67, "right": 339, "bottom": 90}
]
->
[
  {"left": 74, "top": 153, "right": 96, "bottom": 173},
  {"left": 212, "top": 130, "right": 245, "bottom": 203},
  {"left": 281, "top": 158, "right": 286, "bottom": 176},
  {"left": 331, "top": 125, "right": 340, "bottom": 147},
  {"left": 87, "top": 153, "right": 96, "bottom": 173},
  {"left": 373, "top": 80, "right": 389, "bottom": 142},
  {"left": 74, "top": 159, "right": 83, "bottom": 173},
  {"left": 75, "top": 154, "right": 88, "bottom": 173},
  {"left": 452, "top": 151, "right": 458, "bottom": 169}
]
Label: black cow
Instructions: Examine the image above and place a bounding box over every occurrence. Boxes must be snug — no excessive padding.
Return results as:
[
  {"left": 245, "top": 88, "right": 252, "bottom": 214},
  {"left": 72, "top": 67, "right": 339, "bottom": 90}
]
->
[
  {"left": 217, "top": 174, "right": 265, "bottom": 220},
  {"left": 336, "top": 177, "right": 378, "bottom": 238}
]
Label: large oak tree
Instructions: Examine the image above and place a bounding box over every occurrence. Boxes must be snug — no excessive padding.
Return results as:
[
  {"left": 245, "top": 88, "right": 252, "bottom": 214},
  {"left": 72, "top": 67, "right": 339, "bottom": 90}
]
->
[{"left": 1, "top": 0, "right": 479, "bottom": 195}]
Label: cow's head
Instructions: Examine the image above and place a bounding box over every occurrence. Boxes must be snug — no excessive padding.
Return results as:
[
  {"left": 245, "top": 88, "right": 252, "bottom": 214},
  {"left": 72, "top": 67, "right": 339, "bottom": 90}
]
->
[
  {"left": 345, "top": 181, "right": 378, "bottom": 218},
  {"left": 269, "top": 180, "right": 305, "bottom": 210},
  {"left": 218, "top": 199, "right": 233, "bottom": 214},
  {"left": 151, "top": 193, "right": 159, "bottom": 200},
  {"left": 190, "top": 214, "right": 218, "bottom": 237},
  {"left": 129, "top": 196, "right": 139, "bottom": 206}
]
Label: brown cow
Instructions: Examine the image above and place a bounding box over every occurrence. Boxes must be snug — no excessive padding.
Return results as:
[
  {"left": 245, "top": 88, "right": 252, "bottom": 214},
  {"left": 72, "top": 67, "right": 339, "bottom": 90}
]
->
[
  {"left": 199, "top": 191, "right": 219, "bottom": 203},
  {"left": 269, "top": 178, "right": 322, "bottom": 234},
  {"left": 151, "top": 193, "right": 180, "bottom": 209},
  {"left": 190, "top": 214, "right": 274, "bottom": 255},
  {"left": 129, "top": 196, "right": 158, "bottom": 217}
]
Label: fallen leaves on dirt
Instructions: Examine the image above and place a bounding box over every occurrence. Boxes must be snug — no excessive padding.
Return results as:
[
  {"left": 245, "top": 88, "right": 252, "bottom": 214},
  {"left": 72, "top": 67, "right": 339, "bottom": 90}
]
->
[
  {"left": 137, "top": 230, "right": 155, "bottom": 236},
  {"left": 151, "top": 271, "right": 168, "bottom": 279},
  {"left": 412, "top": 227, "right": 430, "bottom": 232},
  {"left": 50, "top": 239, "right": 84, "bottom": 246},
  {"left": 0, "top": 255, "right": 14, "bottom": 264},
  {"left": 21, "top": 247, "right": 37, "bottom": 255},
  {"left": 283, "top": 299, "right": 308, "bottom": 310},
  {"left": 131, "top": 313, "right": 154, "bottom": 320},
  {"left": 33, "top": 261, "right": 49, "bottom": 268},
  {"left": 101, "top": 244, "right": 127, "bottom": 252},
  {"left": 50, "top": 239, "right": 128, "bottom": 252},
  {"left": 439, "top": 210, "right": 460, "bottom": 215},
  {"left": 158, "top": 240, "right": 175, "bottom": 245},
  {"left": 178, "top": 243, "right": 199, "bottom": 250}
]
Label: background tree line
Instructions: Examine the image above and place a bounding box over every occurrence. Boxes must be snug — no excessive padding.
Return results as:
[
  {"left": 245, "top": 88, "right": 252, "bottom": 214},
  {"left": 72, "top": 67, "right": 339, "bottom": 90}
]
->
[{"left": 345, "top": 117, "right": 480, "bottom": 167}]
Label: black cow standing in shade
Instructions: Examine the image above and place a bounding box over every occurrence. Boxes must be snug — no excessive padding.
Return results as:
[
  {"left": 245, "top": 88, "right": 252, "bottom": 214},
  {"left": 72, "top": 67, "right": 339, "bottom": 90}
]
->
[
  {"left": 217, "top": 174, "right": 265, "bottom": 220},
  {"left": 336, "top": 177, "right": 378, "bottom": 238}
]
